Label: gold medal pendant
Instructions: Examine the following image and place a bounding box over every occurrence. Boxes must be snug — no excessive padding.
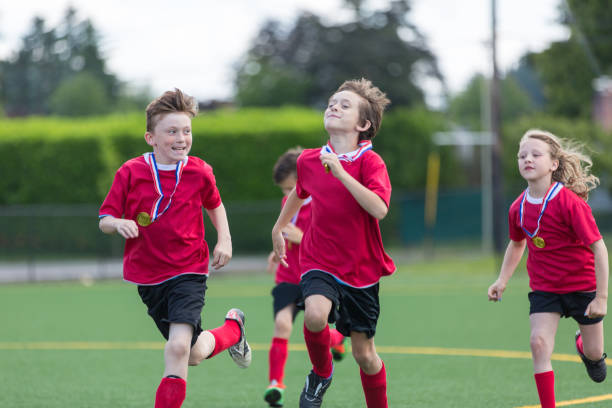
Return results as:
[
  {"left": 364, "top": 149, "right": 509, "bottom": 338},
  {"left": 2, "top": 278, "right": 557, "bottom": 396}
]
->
[
  {"left": 532, "top": 236, "right": 546, "bottom": 248},
  {"left": 323, "top": 163, "right": 330, "bottom": 173},
  {"left": 137, "top": 212, "right": 152, "bottom": 227}
]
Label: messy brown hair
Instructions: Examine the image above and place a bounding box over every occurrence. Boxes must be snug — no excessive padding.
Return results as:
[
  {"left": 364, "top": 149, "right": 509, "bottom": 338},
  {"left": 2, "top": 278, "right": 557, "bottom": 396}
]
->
[
  {"left": 520, "top": 129, "right": 599, "bottom": 200},
  {"left": 273, "top": 147, "right": 303, "bottom": 184},
  {"left": 146, "top": 88, "right": 198, "bottom": 132},
  {"left": 335, "top": 78, "right": 390, "bottom": 141}
]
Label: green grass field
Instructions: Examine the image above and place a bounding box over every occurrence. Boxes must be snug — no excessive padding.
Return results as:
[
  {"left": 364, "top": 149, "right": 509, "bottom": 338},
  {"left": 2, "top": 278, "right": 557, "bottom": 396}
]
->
[{"left": 1, "top": 255, "right": 611, "bottom": 407}]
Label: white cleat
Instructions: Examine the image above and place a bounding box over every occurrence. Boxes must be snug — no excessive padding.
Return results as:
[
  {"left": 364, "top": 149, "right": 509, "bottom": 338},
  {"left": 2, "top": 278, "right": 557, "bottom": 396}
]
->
[{"left": 225, "top": 308, "right": 252, "bottom": 368}]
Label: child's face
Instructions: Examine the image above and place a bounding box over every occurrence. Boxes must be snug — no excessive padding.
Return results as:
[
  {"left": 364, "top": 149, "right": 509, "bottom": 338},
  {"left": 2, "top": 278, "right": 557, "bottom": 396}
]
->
[
  {"left": 517, "top": 137, "right": 558, "bottom": 183},
  {"left": 324, "top": 90, "right": 366, "bottom": 135},
  {"left": 277, "top": 174, "right": 297, "bottom": 196},
  {"left": 144, "top": 112, "right": 192, "bottom": 165}
]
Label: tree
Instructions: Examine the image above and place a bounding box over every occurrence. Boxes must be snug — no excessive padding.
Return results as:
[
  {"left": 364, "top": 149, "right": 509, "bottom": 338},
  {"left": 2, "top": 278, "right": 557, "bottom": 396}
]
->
[
  {"left": 49, "top": 72, "right": 109, "bottom": 116},
  {"left": 448, "top": 73, "right": 538, "bottom": 130},
  {"left": 0, "top": 7, "right": 119, "bottom": 116},
  {"left": 516, "top": 0, "right": 612, "bottom": 118},
  {"left": 234, "top": 0, "right": 443, "bottom": 108}
]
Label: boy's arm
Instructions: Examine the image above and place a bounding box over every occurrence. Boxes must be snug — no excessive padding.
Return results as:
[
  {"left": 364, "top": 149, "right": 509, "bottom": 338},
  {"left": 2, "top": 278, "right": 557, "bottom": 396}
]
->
[
  {"left": 205, "top": 203, "right": 232, "bottom": 270},
  {"left": 99, "top": 215, "right": 139, "bottom": 239},
  {"left": 586, "top": 238, "right": 609, "bottom": 318},
  {"left": 320, "top": 154, "right": 387, "bottom": 220},
  {"left": 272, "top": 188, "right": 305, "bottom": 267},
  {"left": 487, "top": 239, "right": 526, "bottom": 301}
]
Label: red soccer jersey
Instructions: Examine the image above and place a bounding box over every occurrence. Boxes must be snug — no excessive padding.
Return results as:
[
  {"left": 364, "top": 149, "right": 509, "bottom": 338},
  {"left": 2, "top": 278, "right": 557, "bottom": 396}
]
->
[
  {"left": 295, "top": 147, "right": 395, "bottom": 288},
  {"left": 508, "top": 185, "right": 602, "bottom": 293},
  {"left": 275, "top": 196, "right": 312, "bottom": 285},
  {"left": 99, "top": 155, "right": 221, "bottom": 285}
]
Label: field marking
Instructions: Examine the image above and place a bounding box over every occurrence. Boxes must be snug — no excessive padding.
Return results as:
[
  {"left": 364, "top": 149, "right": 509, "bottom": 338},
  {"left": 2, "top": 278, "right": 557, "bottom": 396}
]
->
[
  {"left": 515, "top": 393, "right": 612, "bottom": 407},
  {"left": 0, "top": 341, "right": 580, "bottom": 363}
]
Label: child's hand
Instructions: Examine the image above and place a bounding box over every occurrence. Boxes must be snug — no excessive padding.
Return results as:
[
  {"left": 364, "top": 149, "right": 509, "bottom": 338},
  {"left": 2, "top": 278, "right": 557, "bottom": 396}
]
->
[
  {"left": 272, "top": 229, "right": 288, "bottom": 268},
  {"left": 211, "top": 238, "right": 232, "bottom": 270},
  {"left": 585, "top": 296, "right": 607, "bottom": 319},
  {"left": 267, "top": 251, "right": 280, "bottom": 274},
  {"left": 282, "top": 223, "right": 303, "bottom": 244},
  {"left": 116, "top": 219, "right": 139, "bottom": 239},
  {"left": 487, "top": 279, "right": 506, "bottom": 302},
  {"left": 320, "top": 153, "right": 343, "bottom": 177}
]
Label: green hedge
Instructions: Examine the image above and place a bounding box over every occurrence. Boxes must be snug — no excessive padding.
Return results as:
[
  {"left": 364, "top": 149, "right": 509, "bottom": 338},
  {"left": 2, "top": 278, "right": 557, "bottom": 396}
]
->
[{"left": 0, "top": 107, "right": 450, "bottom": 205}]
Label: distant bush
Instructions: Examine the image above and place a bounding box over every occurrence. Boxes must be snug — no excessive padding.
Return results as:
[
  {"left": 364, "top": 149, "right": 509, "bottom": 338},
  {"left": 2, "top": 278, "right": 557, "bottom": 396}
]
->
[{"left": 0, "top": 107, "right": 451, "bottom": 205}]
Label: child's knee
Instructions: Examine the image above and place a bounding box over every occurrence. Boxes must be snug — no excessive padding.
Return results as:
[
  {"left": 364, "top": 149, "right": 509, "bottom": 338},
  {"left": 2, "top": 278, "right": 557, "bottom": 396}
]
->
[
  {"left": 352, "top": 347, "right": 377, "bottom": 369},
  {"left": 303, "top": 308, "right": 328, "bottom": 330},
  {"left": 529, "top": 332, "right": 551, "bottom": 354},
  {"left": 165, "top": 338, "right": 191, "bottom": 361},
  {"left": 274, "top": 315, "right": 293, "bottom": 336}
]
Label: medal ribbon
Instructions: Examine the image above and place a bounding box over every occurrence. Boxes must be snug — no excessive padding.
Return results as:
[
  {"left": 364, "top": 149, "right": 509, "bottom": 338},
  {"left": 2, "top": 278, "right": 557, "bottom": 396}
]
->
[
  {"left": 320, "top": 140, "right": 372, "bottom": 162},
  {"left": 143, "top": 153, "right": 187, "bottom": 221},
  {"left": 519, "top": 181, "right": 561, "bottom": 240}
]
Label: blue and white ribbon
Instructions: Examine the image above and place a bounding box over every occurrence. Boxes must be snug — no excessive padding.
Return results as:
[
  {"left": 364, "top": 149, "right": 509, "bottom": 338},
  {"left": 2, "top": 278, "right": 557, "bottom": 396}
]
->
[
  {"left": 320, "top": 140, "right": 372, "bottom": 162},
  {"left": 519, "top": 181, "right": 562, "bottom": 239},
  {"left": 143, "top": 153, "right": 187, "bottom": 222}
]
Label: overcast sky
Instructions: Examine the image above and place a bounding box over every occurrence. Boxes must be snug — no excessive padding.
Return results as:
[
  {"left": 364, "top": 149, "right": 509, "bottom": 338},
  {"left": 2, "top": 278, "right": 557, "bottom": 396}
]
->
[{"left": 0, "top": 0, "right": 568, "bottom": 106}]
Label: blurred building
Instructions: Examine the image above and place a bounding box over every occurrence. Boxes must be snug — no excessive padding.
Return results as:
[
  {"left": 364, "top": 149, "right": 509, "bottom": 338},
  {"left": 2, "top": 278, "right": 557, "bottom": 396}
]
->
[{"left": 593, "top": 76, "right": 612, "bottom": 131}]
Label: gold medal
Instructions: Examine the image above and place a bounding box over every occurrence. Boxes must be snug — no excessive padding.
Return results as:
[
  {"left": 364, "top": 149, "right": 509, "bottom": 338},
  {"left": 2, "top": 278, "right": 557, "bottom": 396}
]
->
[
  {"left": 532, "top": 236, "right": 545, "bottom": 248},
  {"left": 137, "top": 212, "right": 152, "bottom": 227},
  {"left": 323, "top": 163, "right": 330, "bottom": 173}
]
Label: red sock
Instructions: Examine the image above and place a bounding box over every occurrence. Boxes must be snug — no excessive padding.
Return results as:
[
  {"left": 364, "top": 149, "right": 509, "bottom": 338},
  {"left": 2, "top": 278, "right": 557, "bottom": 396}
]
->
[
  {"left": 269, "top": 337, "right": 289, "bottom": 383},
  {"left": 576, "top": 333, "right": 584, "bottom": 354},
  {"left": 304, "top": 324, "right": 333, "bottom": 378},
  {"left": 329, "top": 328, "right": 344, "bottom": 347},
  {"left": 155, "top": 377, "right": 186, "bottom": 408},
  {"left": 534, "top": 371, "right": 555, "bottom": 408},
  {"left": 360, "top": 361, "right": 388, "bottom": 408},
  {"left": 207, "top": 319, "right": 240, "bottom": 358}
]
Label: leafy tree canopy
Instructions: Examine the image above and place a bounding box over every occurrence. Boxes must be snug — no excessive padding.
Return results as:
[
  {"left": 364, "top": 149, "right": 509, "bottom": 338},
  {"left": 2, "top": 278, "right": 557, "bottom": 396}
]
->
[
  {"left": 0, "top": 7, "right": 119, "bottom": 116},
  {"left": 234, "top": 0, "right": 443, "bottom": 108}
]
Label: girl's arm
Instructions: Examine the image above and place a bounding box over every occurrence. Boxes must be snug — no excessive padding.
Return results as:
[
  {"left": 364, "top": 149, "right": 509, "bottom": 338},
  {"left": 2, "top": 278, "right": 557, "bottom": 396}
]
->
[
  {"left": 205, "top": 203, "right": 232, "bottom": 270},
  {"left": 320, "top": 154, "right": 387, "bottom": 220},
  {"left": 488, "top": 239, "right": 526, "bottom": 301},
  {"left": 271, "top": 188, "right": 305, "bottom": 267},
  {"left": 585, "top": 238, "right": 609, "bottom": 318},
  {"left": 99, "top": 215, "right": 139, "bottom": 239}
]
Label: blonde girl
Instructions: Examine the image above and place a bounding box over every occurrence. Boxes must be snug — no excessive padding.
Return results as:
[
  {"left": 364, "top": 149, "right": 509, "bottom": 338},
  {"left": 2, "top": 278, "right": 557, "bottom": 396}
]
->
[{"left": 488, "top": 129, "right": 608, "bottom": 408}]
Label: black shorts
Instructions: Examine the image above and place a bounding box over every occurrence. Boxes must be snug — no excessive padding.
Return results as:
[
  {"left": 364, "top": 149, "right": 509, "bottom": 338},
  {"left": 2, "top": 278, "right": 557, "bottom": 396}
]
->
[
  {"left": 137, "top": 274, "right": 208, "bottom": 346},
  {"left": 271, "top": 282, "right": 304, "bottom": 320},
  {"left": 300, "top": 270, "right": 380, "bottom": 338},
  {"left": 528, "top": 290, "right": 604, "bottom": 325}
]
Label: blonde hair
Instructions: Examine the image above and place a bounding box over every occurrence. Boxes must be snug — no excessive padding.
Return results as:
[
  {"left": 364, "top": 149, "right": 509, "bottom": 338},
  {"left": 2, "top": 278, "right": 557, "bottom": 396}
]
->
[
  {"left": 520, "top": 129, "right": 599, "bottom": 200},
  {"left": 335, "top": 78, "right": 390, "bottom": 141}
]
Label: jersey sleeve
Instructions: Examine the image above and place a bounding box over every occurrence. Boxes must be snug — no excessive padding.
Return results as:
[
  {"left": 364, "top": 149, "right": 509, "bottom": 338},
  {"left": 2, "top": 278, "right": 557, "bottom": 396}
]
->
[
  {"left": 567, "top": 194, "right": 602, "bottom": 246},
  {"left": 507, "top": 199, "right": 525, "bottom": 242},
  {"left": 362, "top": 153, "right": 392, "bottom": 207},
  {"left": 200, "top": 162, "right": 222, "bottom": 210},
  {"left": 295, "top": 152, "right": 311, "bottom": 199},
  {"left": 99, "top": 164, "right": 129, "bottom": 219}
]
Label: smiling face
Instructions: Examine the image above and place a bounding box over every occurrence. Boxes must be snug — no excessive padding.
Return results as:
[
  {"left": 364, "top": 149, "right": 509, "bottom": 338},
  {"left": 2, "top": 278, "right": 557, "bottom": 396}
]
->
[
  {"left": 517, "top": 137, "right": 559, "bottom": 183},
  {"left": 324, "top": 90, "right": 368, "bottom": 135},
  {"left": 144, "top": 112, "right": 192, "bottom": 164}
]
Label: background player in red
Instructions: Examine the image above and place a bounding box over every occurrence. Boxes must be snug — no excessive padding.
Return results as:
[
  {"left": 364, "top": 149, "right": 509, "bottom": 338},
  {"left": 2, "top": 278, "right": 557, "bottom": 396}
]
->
[
  {"left": 99, "top": 89, "right": 251, "bottom": 408},
  {"left": 264, "top": 148, "right": 345, "bottom": 407},
  {"left": 272, "top": 78, "right": 395, "bottom": 408},
  {"left": 488, "top": 129, "right": 608, "bottom": 408}
]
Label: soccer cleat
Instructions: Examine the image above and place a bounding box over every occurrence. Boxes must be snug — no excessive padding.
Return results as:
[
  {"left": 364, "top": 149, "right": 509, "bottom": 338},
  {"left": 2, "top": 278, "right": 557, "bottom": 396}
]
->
[
  {"left": 264, "top": 380, "right": 285, "bottom": 407},
  {"left": 225, "top": 308, "right": 252, "bottom": 368},
  {"left": 299, "top": 369, "right": 333, "bottom": 408},
  {"left": 575, "top": 330, "right": 607, "bottom": 383},
  {"left": 331, "top": 337, "right": 347, "bottom": 362}
]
